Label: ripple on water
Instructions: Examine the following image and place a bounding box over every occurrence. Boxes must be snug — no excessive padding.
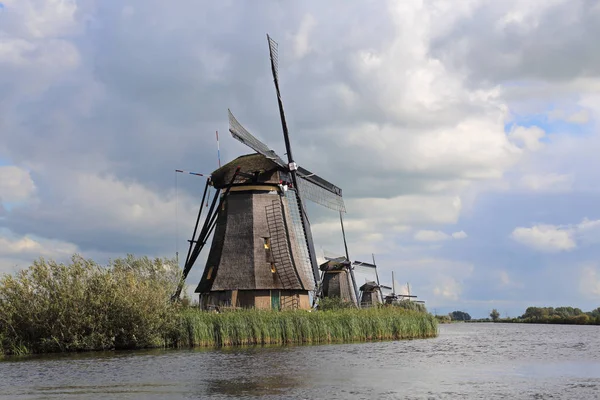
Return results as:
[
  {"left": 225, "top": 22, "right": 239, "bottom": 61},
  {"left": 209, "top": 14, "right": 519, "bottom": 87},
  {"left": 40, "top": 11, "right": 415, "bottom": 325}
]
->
[{"left": 2, "top": 324, "right": 600, "bottom": 399}]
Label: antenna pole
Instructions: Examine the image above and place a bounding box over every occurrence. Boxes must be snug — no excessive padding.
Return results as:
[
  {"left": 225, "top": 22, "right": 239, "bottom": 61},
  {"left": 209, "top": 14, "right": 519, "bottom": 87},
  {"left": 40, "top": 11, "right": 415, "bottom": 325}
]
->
[
  {"left": 339, "top": 211, "right": 359, "bottom": 307},
  {"left": 216, "top": 130, "right": 221, "bottom": 168},
  {"left": 267, "top": 34, "right": 320, "bottom": 287},
  {"left": 392, "top": 271, "right": 396, "bottom": 295}
]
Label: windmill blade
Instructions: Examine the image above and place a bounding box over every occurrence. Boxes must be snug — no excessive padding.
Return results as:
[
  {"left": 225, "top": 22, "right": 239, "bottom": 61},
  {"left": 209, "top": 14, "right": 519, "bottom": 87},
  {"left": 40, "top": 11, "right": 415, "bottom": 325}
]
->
[
  {"left": 296, "top": 174, "right": 346, "bottom": 213},
  {"left": 267, "top": 34, "right": 279, "bottom": 82},
  {"left": 297, "top": 166, "right": 342, "bottom": 196},
  {"left": 228, "top": 109, "right": 286, "bottom": 167},
  {"left": 284, "top": 188, "right": 316, "bottom": 290}
]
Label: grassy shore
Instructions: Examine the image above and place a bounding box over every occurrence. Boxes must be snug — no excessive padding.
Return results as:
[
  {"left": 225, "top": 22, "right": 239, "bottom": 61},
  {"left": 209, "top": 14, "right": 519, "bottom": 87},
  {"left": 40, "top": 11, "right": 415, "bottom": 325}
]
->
[
  {"left": 171, "top": 307, "right": 438, "bottom": 348},
  {"left": 0, "top": 255, "right": 437, "bottom": 356}
]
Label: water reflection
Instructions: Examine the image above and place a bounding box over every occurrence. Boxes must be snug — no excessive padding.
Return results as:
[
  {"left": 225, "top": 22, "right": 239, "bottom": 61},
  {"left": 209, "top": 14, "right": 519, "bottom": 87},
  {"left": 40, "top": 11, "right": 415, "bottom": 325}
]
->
[
  {"left": 205, "top": 375, "right": 301, "bottom": 397},
  {"left": 2, "top": 324, "right": 600, "bottom": 399}
]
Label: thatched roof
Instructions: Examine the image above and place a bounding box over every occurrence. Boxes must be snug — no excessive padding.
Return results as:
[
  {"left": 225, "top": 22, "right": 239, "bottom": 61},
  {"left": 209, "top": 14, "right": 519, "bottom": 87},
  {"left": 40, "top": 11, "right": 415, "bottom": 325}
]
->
[
  {"left": 211, "top": 153, "right": 283, "bottom": 189},
  {"left": 319, "top": 257, "right": 351, "bottom": 272},
  {"left": 359, "top": 281, "right": 380, "bottom": 292}
]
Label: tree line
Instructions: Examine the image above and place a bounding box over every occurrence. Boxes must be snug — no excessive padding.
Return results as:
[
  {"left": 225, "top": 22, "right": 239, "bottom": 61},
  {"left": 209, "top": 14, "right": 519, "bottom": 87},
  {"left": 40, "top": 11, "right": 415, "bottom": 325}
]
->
[
  {"left": 484, "top": 306, "right": 600, "bottom": 325},
  {"left": 439, "top": 307, "right": 600, "bottom": 325}
]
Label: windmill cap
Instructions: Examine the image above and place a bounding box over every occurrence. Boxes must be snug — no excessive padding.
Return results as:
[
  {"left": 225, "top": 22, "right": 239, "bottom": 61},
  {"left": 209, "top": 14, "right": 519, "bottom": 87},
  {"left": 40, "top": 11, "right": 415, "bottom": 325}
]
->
[{"left": 210, "top": 153, "right": 285, "bottom": 189}]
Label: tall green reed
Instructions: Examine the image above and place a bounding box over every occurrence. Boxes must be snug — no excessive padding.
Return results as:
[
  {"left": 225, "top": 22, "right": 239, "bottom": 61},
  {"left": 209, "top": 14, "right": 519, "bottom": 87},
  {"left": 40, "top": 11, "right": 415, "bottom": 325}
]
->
[{"left": 172, "top": 307, "right": 438, "bottom": 348}]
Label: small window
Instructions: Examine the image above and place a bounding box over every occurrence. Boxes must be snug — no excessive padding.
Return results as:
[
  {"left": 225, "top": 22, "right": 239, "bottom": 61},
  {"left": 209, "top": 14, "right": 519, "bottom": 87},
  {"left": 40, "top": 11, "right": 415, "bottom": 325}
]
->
[
  {"left": 263, "top": 237, "right": 271, "bottom": 250},
  {"left": 206, "top": 266, "right": 214, "bottom": 279},
  {"left": 270, "top": 263, "right": 276, "bottom": 273}
]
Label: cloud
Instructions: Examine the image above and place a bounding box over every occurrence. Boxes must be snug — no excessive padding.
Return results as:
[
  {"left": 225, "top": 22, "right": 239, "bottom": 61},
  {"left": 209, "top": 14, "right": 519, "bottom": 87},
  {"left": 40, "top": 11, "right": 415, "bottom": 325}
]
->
[
  {"left": 414, "top": 230, "right": 450, "bottom": 242},
  {"left": 414, "top": 230, "right": 468, "bottom": 242},
  {"left": 0, "top": 230, "right": 79, "bottom": 274},
  {"left": 433, "top": 276, "right": 462, "bottom": 301},
  {"left": 292, "top": 13, "right": 316, "bottom": 59},
  {"left": 0, "top": 165, "right": 36, "bottom": 203},
  {"left": 519, "top": 173, "right": 573, "bottom": 192},
  {"left": 510, "top": 218, "right": 600, "bottom": 252},
  {"left": 580, "top": 265, "right": 600, "bottom": 299},
  {"left": 452, "top": 231, "right": 468, "bottom": 239},
  {"left": 510, "top": 224, "right": 576, "bottom": 252},
  {"left": 0, "top": 233, "right": 76, "bottom": 258},
  {"left": 548, "top": 108, "right": 591, "bottom": 124},
  {"left": 508, "top": 125, "right": 545, "bottom": 151}
]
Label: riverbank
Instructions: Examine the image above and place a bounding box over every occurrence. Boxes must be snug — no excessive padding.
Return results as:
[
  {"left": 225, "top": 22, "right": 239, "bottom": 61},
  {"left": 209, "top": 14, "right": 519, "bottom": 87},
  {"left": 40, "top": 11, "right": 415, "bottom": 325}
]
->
[
  {"left": 0, "top": 255, "right": 437, "bottom": 356},
  {"left": 1, "top": 306, "right": 438, "bottom": 356}
]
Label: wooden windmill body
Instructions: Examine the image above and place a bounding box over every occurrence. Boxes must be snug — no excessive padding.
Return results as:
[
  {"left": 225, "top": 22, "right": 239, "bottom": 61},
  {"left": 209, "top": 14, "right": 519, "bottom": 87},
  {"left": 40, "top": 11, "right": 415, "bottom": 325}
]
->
[
  {"left": 195, "top": 154, "right": 315, "bottom": 310},
  {"left": 319, "top": 257, "right": 356, "bottom": 304}
]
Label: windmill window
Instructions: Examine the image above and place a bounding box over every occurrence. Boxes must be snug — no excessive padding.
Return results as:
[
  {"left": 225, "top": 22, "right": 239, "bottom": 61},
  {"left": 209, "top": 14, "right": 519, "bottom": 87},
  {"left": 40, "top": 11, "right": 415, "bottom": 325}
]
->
[
  {"left": 263, "top": 237, "right": 271, "bottom": 250},
  {"left": 270, "top": 263, "right": 276, "bottom": 273},
  {"left": 206, "top": 266, "right": 214, "bottom": 280}
]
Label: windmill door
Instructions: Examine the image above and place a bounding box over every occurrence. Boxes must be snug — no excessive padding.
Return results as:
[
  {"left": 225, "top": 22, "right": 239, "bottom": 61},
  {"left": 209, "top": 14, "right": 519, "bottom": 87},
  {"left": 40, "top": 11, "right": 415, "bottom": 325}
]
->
[{"left": 271, "top": 290, "right": 281, "bottom": 311}]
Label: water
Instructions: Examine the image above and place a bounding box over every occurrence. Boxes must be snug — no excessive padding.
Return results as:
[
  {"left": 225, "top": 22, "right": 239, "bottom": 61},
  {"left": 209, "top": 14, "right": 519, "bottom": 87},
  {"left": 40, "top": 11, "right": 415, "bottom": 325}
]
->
[{"left": 2, "top": 323, "right": 600, "bottom": 399}]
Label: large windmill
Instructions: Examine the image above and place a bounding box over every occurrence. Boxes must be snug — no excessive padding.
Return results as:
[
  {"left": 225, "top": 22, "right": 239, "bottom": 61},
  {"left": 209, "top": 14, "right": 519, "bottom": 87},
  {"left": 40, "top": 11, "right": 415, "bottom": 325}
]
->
[{"left": 173, "top": 35, "right": 347, "bottom": 310}]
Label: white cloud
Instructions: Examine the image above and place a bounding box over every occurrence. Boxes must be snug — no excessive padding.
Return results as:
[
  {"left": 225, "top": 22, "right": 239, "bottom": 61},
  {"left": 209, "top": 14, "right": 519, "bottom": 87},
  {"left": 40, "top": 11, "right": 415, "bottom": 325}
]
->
[
  {"left": 0, "top": 231, "right": 79, "bottom": 274},
  {"left": 0, "top": 234, "right": 77, "bottom": 258},
  {"left": 520, "top": 173, "right": 573, "bottom": 192},
  {"left": 0, "top": 165, "right": 36, "bottom": 203},
  {"left": 414, "top": 230, "right": 450, "bottom": 242},
  {"left": 292, "top": 13, "right": 316, "bottom": 59},
  {"left": 499, "top": 270, "right": 511, "bottom": 286},
  {"left": 580, "top": 265, "right": 600, "bottom": 299},
  {"left": 349, "top": 195, "right": 462, "bottom": 226},
  {"left": 510, "top": 218, "right": 600, "bottom": 252},
  {"left": 510, "top": 224, "right": 576, "bottom": 252},
  {"left": 452, "top": 231, "right": 468, "bottom": 239},
  {"left": 508, "top": 126, "right": 545, "bottom": 151},
  {"left": 548, "top": 108, "right": 590, "bottom": 124},
  {"left": 433, "top": 276, "right": 462, "bottom": 301},
  {"left": 414, "top": 230, "right": 467, "bottom": 242}
]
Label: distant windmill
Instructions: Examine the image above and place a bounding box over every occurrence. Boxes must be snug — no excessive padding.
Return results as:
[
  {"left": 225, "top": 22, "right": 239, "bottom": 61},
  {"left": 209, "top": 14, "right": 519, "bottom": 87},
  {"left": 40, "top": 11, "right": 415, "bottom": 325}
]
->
[{"left": 173, "top": 35, "right": 347, "bottom": 310}]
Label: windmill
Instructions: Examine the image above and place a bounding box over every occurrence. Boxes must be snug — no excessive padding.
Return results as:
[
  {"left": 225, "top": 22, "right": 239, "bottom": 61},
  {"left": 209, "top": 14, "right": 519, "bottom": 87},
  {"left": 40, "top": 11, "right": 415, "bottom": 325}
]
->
[
  {"left": 319, "top": 256, "right": 358, "bottom": 306},
  {"left": 353, "top": 255, "right": 384, "bottom": 307},
  {"left": 173, "top": 35, "right": 347, "bottom": 310}
]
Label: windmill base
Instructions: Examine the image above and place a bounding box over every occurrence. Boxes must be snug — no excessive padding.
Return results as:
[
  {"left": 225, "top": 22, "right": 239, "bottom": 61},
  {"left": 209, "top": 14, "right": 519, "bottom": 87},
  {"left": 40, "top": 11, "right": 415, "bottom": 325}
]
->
[{"left": 199, "top": 289, "right": 311, "bottom": 311}]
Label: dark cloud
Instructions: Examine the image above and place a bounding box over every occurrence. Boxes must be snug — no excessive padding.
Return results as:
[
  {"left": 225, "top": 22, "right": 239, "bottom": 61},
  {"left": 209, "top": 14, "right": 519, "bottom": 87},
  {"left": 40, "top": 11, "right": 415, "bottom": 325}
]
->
[{"left": 431, "top": 1, "right": 600, "bottom": 86}]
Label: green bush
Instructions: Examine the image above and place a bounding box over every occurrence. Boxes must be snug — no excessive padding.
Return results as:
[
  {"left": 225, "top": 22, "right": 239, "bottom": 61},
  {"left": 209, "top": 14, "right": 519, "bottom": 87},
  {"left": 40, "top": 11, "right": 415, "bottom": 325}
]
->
[{"left": 0, "top": 254, "right": 181, "bottom": 355}]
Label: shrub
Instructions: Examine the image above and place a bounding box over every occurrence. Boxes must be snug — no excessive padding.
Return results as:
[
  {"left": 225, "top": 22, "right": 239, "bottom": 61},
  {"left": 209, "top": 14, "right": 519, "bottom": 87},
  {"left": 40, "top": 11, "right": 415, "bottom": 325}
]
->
[{"left": 0, "top": 254, "right": 181, "bottom": 355}]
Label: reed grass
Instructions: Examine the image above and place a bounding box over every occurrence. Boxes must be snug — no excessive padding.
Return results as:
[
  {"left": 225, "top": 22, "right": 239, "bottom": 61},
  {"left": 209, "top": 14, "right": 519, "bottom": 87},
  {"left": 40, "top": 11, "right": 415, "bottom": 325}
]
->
[
  {"left": 170, "top": 307, "right": 438, "bottom": 348},
  {"left": 1, "top": 255, "right": 438, "bottom": 355}
]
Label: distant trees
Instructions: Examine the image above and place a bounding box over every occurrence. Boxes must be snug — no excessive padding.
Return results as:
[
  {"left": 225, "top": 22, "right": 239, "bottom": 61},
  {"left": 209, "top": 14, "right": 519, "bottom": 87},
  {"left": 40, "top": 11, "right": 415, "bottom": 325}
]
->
[
  {"left": 449, "top": 310, "right": 471, "bottom": 321},
  {"left": 490, "top": 309, "right": 500, "bottom": 322},
  {"left": 518, "top": 306, "right": 597, "bottom": 325}
]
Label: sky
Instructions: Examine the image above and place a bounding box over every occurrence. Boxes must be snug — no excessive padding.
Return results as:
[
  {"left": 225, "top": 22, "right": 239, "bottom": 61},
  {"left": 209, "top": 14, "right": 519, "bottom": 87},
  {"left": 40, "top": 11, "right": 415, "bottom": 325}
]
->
[{"left": 1, "top": 0, "right": 600, "bottom": 318}]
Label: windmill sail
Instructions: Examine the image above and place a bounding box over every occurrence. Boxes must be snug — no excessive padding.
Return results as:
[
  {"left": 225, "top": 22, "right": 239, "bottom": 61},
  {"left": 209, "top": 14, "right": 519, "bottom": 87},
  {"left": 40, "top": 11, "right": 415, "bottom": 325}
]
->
[
  {"left": 228, "top": 110, "right": 346, "bottom": 212},
  {"left": 228, "top": 110, "right": 285, "bottom": 167},
  {"left": 284, "top": 188, "right": 315, "bottom": 290}
]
